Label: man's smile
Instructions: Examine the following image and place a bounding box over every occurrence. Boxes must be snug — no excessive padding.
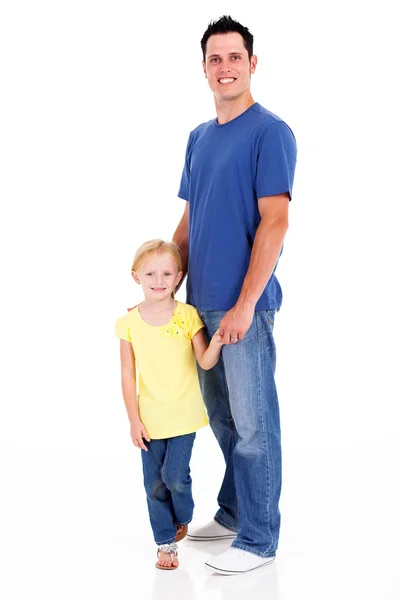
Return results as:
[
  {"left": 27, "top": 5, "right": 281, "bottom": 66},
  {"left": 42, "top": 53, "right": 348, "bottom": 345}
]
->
[{"left": 218, "top": 77, "right": 237, "bottom": 85}]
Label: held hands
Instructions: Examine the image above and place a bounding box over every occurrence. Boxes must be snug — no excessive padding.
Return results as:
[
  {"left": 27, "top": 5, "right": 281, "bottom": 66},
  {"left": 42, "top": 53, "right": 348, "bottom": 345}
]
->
[
  {"left": 130, "top": 419, "right": 151, "bottom": 451},
  {"left": 210, "top": 328, "right": 224, "bottom": 347},
  {"left": 219, "top": 303, "right": 255, "bottom": 345}
]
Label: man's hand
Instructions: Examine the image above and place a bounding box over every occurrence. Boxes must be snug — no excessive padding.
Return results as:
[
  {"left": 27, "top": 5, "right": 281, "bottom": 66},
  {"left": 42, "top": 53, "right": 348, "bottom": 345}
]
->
[
  {"left": 130, "top": 419, "right": 151, "bottom": 451},
  {"left": 219, "top": 304, "right": 255, "bottom": 345}
]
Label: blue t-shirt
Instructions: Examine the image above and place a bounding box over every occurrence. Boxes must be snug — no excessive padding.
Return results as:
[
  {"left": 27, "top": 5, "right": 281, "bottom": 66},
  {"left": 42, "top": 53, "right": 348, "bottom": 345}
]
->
[{"left": 178, "top": 102, "right": 297, "bottom": 311}]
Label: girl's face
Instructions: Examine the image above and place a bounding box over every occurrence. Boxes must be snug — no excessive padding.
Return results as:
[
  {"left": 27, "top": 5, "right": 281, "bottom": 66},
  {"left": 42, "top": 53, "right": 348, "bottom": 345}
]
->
[{"left": 132, "top": 252, "right": 182, "bottom": 302}]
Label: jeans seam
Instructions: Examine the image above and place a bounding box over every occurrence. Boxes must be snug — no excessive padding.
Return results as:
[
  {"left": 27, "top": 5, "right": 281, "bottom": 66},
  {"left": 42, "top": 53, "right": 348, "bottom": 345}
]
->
[
  {"left": 256, "top": 312, "right": 274, "bottom": 554},
  {"left": 218, "top": 351, "right": 240, "bottom": 529},
  {"left": 160, "top": 438, "right": 170, "bottom": 485}
]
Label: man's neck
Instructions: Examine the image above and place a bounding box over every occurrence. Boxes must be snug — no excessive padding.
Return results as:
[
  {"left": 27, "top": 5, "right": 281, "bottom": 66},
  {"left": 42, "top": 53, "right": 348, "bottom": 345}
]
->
[{"left": 214, "top": 93, "right": 255, "bottom": 125}]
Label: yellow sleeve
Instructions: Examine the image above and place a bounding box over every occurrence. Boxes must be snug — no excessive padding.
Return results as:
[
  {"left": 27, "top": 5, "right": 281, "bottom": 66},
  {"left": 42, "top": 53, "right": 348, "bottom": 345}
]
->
[
  {"left": 115, "top": 317, "right": 131, "bottom": 342},
  {"left": 187, "top": 305, "right": 205, "bottom": 339}
]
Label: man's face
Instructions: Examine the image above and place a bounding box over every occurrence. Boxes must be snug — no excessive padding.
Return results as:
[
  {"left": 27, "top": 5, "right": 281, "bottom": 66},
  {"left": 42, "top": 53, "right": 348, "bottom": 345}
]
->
[{"left": 203, "top": 32, "right": 257, "bottom": 102}]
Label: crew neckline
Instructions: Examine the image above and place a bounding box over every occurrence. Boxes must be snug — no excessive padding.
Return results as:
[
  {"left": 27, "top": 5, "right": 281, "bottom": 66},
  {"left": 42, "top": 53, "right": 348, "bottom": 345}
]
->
[
  {"left": 213, "top": 102, "right": 258, "bottom": 128},
  {"left": 136, "top": 301, "right": 180, "bottom": 328}
]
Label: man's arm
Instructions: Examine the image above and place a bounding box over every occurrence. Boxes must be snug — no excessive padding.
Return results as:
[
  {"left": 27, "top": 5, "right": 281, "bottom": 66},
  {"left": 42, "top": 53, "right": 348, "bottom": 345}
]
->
[
  {"left": 219, "top": 193, "right": 289, "bottom": 344},
  {"left": 172, "top": 200, "right": 189, "bottom": 290}
]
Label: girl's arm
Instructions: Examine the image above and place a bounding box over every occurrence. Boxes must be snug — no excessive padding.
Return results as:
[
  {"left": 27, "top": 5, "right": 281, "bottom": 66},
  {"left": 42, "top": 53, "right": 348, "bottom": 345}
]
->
[
  {"left": 120, "top": 340, "right": 150, "bottom": 450},
  {"left": 192, "top": 328, "right": 224, "bottom": 370}
]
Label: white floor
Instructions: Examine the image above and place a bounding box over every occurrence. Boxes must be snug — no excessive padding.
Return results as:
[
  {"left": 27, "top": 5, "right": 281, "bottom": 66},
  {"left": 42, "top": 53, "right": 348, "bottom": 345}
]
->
[{"left": 1, "top": 426, "right": 399, "bottom": 600}]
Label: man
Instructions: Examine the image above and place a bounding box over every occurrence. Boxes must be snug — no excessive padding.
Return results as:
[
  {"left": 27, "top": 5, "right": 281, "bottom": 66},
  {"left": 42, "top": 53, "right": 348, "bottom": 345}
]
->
[{"left": 173, "top": 15, "right": 297, "bottom": 575}]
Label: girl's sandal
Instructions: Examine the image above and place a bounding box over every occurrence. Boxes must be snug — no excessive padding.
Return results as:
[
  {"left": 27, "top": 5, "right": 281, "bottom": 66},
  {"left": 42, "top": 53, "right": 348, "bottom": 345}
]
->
[
  {"left": 155, "top": 543, "right": 179, "bottom": 570},
  {"left": 174, "top": 524, "right": 188, "bottom": 543}
]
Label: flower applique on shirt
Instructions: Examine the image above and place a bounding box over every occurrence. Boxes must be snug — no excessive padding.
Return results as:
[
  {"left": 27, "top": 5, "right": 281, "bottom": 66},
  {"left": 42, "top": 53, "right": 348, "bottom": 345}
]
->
[{"left": 163, "top": 308, "right": 190, "bottom": 340}]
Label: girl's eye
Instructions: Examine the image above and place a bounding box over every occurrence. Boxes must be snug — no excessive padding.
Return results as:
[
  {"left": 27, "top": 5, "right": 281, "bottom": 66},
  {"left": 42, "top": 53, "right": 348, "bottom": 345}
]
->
[{"left": 164, "top": 273, "right": 172, "bottom": 276}]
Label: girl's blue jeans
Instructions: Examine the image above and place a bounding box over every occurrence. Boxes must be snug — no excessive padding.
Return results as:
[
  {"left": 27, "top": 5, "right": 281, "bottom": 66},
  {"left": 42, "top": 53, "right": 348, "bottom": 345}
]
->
[{"left": 141, "top": 432, "right": 196, "bottom": 545}]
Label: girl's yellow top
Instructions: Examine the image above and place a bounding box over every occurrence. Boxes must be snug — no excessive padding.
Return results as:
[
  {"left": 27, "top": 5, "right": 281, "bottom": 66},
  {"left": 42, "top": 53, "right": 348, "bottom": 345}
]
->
[{"left": 115, "top": 301, "right": 209, "bottom": 439}]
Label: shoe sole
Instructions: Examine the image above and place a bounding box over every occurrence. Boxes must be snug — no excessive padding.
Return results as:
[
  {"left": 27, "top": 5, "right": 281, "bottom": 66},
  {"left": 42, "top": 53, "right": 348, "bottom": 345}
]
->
[
  {"left": 155, "top": 563, "right": 178, "bottom": 570},
  {"left": 204, "top": 556, "right": 275, "bottom": 575},
  {"left": 187, "top": 534, "right": 237, "bottom": 541}
]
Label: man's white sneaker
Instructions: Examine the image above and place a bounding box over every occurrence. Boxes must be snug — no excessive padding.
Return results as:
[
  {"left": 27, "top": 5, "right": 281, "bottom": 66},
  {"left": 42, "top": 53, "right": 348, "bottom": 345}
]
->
[
  {"left": 186, "top": 521, "right": 237, "bottom": 541},
  {"left": 205, "top": 547, "right": 275, "bottom": 575}
]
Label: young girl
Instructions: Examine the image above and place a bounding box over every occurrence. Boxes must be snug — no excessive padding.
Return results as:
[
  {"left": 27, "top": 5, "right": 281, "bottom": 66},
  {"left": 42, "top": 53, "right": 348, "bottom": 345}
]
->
[{"left": 115, "top": 239, "right": 224, "bottom": 570}]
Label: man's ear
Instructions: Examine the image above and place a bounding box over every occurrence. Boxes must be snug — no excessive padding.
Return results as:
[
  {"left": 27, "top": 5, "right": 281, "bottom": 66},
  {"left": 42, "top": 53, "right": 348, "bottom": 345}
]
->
[{"left": 250, "top": 55, "right": 257, "bottom": 75}]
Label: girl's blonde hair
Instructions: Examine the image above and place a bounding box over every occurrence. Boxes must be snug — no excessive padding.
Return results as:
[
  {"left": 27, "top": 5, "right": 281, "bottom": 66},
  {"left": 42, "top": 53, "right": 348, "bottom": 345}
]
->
[{"left": 131, "top": 239, "right": 183, "bottom": 273}]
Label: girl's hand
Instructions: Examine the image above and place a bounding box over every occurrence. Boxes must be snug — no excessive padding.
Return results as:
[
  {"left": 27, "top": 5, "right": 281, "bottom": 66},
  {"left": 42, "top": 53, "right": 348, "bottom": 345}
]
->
[
  {"left": 130, "top": 419, "right": 151, "bottom": 451},
  {"left": 210, "top": 328, "right": 224, "bottom": 347}
]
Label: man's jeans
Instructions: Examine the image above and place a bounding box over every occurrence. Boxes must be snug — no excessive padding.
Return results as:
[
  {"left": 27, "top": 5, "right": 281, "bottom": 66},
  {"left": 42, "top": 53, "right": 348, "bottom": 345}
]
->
[
  {"left": 197, "top": 309, "right": 281, "bottom": 557},
  {"left": 141, "top": 433, "right": 196, "bottom": 545}
]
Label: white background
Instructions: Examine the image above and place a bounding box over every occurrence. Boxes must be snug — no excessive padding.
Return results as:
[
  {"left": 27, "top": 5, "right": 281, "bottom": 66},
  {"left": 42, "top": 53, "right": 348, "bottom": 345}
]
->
[{"left": 1, "top": 1, "right": 399, "bottom": 598}]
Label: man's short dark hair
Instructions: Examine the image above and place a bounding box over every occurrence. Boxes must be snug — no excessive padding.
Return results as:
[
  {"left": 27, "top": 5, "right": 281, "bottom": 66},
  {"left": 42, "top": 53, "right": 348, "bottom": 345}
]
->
[{"left": 201, "top": 15, "right": 254, "bottom": 61}]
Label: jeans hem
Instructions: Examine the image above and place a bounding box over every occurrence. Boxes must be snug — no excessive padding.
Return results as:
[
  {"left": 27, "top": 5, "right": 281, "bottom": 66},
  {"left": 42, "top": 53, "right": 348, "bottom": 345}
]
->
[
  {"left": 214, "top": 516, "right": 238, "bottom": 533},
  {"left": 155, "top": 535, "right": 177, "bottom": 546},
  {"left": 176, "top": 517, "right": 192, "bottom": 526},
  {"left": 231, "top": 541, "right": 276, "bottom": 558}
]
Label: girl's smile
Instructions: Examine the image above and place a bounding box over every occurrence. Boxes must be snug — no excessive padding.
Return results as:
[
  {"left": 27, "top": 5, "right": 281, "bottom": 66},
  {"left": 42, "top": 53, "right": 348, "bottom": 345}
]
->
[{"left": 133, "top": 252, "right": 183, "bottom": 302}]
